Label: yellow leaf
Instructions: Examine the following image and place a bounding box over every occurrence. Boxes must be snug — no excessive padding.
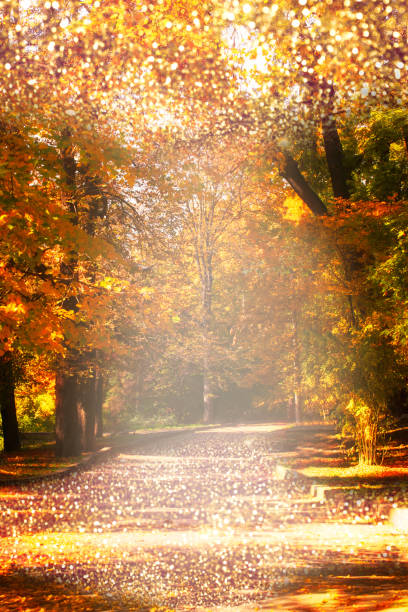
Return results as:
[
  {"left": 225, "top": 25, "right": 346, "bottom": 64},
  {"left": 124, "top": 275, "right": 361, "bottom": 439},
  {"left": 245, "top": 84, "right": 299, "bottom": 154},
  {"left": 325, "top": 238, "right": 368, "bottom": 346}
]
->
[
  {"left": 283, "top": 195, "right": 306, "bottom": 222},
  {"left": 140, "top": 286, "right": 154, "bottom": 297}
]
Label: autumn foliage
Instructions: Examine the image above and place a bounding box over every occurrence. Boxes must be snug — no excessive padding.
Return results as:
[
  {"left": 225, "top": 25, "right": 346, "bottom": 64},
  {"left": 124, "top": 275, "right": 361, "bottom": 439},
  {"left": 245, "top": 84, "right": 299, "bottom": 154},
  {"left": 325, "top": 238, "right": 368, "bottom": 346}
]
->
[{"left": 0, "top": 0, "right": 408, "bottom": 463}]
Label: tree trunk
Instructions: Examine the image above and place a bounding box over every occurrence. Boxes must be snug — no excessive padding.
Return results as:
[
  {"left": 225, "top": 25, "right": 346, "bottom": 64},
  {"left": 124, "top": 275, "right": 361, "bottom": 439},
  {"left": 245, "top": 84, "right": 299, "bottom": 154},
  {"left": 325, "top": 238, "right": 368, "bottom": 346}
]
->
[
  {"left": 55, "top": 367, "right": 100, "bottom": 455},
  {"left": 202, "top": 351, "right": 214, "bottom": 423},
  {"left": 281, "top": 153, "right": 328, "bottom": 216},
  {"left": 80, "top": 372, "right": 97, "bottom": 451},
  {"left": 55, "top": 369, "right": 83, "bottom": 457},
  {"left": 282, "top": 113, "right": 360, "bottom": 326},
  {"left": 287, "top": 395, "right": 294, "bottom": 422},
  {"left": 202, "top": 268, "right": 214, "bottom": 424},
  {"left": 55, "top": 132, "right": 86, "bottom": 457},
  {"left": 293, "top": 390, "right": 301, "bottom": 425},
  {"left": 281, "top": 99, "right": 349, "bottom": 213},
  {"left": 322, "top": 115, "right": 350, "bottom": 199},
  {"left": 321, "top": 83, "right": 350, "bottom": 200},
  {"left": 0, "top": 353, "right": 21, "bottom": 453},
  {"left": 95, "top": 374, "right": 104, "bottom": 438},
  {"left": 292, "top": 312, "right": 302, "bottom": 424}
]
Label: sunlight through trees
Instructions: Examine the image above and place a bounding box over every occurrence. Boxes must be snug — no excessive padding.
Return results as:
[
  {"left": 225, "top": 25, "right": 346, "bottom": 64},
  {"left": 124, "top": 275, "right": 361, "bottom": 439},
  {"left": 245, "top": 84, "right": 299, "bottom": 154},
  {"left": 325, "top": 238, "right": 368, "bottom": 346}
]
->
[{"left": 0, "top": 0, "right": 408, "bottom": 466}]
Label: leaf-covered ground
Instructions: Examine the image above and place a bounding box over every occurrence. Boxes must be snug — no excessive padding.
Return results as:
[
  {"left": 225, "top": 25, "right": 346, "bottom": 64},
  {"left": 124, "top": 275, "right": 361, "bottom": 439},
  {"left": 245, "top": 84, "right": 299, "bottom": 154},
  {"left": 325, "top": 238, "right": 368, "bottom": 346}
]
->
[
  {"left": 0, "top": 427, "right": 206, "bottom": 481},
  {"left": 0, "top": 445, "right": 78, "bottom": 480},
  {"left": 0, "top": 571, "right": 139, "bottom": 612},
  {"left": 1, "top": 424, "right": 408, "bottom": 610}
]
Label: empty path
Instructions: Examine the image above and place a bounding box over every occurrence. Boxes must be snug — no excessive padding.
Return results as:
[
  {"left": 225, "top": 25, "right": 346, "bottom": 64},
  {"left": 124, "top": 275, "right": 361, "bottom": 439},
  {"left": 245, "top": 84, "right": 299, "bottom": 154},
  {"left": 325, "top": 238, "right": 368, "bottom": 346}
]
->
[{"left": 1, "top": 423, "right": 408, "bottom": 610}]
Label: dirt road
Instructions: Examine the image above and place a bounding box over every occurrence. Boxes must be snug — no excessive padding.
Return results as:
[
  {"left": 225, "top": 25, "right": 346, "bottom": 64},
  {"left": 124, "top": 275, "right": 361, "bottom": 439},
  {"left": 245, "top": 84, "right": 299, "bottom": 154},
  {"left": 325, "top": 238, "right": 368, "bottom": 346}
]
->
[{"left": 1, "top": 424, "right": 408, "bottom": 610}]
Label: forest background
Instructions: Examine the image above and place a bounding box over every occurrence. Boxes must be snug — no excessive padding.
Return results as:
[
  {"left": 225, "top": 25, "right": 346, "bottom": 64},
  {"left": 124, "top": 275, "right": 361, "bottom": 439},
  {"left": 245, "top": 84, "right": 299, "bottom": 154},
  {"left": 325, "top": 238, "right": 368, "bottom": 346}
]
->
[{"left": 1, "top": 0, "right": 408, "bottom": 465}]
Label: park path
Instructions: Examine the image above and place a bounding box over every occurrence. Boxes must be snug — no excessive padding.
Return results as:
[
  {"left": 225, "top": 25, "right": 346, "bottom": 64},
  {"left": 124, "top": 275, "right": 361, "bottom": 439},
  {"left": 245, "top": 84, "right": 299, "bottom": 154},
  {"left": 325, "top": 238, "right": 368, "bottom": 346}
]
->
[{"left": 1, "top": 423, "right": 408, "bottom": 610}]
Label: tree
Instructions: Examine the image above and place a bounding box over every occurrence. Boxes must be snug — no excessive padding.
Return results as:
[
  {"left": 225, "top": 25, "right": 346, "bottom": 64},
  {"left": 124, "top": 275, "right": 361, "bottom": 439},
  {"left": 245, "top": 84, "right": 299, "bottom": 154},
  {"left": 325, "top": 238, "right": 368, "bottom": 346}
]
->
[
  {"left": 0, "top": 115, "right": 70, "bottom": 452},
  {"left": 136, "top": 139, "right": 251, "bottom": 423},
  {"left": 0, "top": 0, "right": 232, "bottom": 452},
  {"left": 172, "top": 143, "right": 249, "bottom": 422},
  {"left": 52, "top": 125, "right": 151, "bottom": 456}
]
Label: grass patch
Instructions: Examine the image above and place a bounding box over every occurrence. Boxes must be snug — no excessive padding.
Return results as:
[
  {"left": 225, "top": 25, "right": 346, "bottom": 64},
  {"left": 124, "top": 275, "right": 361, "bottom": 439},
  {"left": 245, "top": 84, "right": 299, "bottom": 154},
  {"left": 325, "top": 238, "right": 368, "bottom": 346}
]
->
[
  {"left": 0, "top": 570, "right": 151, "bottom": 611},
  {"left": 0, "top": 445, "right": 81, "bottom": 480},
  {"left": 299, "top": 465, "right": 408, "bottom": 480},
  {"left": 275, "top": 423, "right": 408, "bottom": 484},
  {"left": 0, "top": 436, "right": 88, "bottom": 481}
]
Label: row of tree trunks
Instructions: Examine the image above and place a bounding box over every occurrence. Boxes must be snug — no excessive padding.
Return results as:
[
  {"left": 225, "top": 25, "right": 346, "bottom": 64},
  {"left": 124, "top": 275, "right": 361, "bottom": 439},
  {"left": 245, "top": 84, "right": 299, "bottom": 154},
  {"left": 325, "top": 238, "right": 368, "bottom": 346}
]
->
[
  {"left": 55, "top": 132, "right": 106, "bottom": 457},
  {"left": 0, "top": 354, "right": 104, "bottom": 458},
  {"left": 55, "top": 366, "right": 104, "bottom": 457}
]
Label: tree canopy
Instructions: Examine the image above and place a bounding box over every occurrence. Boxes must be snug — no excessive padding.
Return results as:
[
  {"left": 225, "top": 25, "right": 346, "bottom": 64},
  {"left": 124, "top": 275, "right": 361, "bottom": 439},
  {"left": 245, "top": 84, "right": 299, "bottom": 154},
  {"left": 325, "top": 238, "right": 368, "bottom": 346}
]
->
[{"left": 1, "top": 0, "right": 408, "bottom": 464}]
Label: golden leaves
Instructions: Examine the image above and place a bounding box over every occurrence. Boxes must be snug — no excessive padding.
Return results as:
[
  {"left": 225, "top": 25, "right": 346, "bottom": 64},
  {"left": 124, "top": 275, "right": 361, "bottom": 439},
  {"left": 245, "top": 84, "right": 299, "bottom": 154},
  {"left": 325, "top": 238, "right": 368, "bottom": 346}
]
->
[
  {"left": 139, "top": 286, "right": 155, "bottom": 297},
  {"left": 0, "top": 301, "right": 26, "bottom": 317},
  {"left": 283, "top": 195, "right": 308, "bottom": 223}
]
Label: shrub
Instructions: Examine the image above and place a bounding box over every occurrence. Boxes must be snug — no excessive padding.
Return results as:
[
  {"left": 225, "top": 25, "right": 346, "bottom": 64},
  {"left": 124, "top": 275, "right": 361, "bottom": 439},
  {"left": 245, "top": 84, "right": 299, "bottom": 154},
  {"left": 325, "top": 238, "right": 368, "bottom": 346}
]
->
[
  {"left": 15, "top": 389, "right": 55, "bottom": 432},
  {"left": 340, "top": 397, "right": 392, "bottom": 465}
]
